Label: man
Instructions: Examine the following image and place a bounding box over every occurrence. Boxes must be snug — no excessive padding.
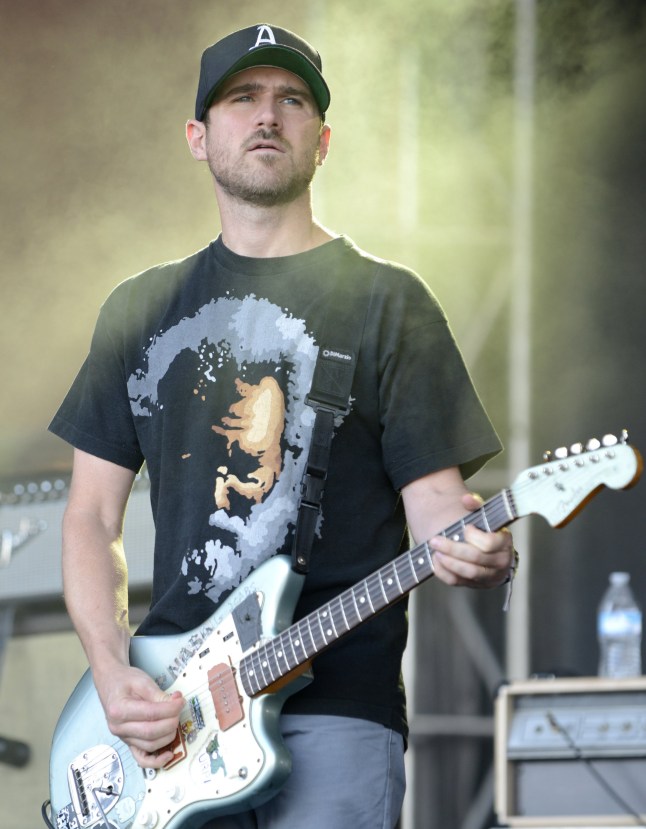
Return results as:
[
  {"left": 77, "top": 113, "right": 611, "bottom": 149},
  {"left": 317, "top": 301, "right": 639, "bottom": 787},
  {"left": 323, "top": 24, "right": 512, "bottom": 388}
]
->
[{"left": 49, "top": 23, "right": 516, "bottom": 829}]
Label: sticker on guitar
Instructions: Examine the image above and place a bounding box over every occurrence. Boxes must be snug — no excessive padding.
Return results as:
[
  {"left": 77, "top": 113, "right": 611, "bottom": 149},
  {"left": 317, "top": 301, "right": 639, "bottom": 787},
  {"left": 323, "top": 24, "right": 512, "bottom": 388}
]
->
[{"left": 43, "top": 431, "right": 642, "bottom": 829}]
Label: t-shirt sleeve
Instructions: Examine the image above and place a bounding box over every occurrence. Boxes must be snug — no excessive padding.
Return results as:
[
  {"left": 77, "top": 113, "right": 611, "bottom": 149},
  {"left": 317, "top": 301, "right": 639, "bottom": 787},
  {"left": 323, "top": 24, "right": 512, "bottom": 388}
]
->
[
  {"left": 378, "top": 273, "right": 502, "bottom": 490},
  {"left": 48, "top": 297, "right": 144, "bottom": 472}
]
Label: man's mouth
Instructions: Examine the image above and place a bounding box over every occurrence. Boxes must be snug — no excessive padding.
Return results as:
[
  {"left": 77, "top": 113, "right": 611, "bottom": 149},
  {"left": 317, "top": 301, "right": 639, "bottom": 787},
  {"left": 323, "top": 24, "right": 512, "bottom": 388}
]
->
[
  {"left": 247, "top": 141, "right": 285, "bottom": 153},
  {"left": 245, "top": 132, "right": 287, "bottom": 154}
]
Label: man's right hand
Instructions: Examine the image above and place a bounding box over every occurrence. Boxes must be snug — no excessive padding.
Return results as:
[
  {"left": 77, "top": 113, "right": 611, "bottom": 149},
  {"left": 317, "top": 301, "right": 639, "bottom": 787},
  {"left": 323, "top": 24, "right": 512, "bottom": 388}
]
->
[{"left": 94, "top": 663, "right": 186, "bottom": 768}]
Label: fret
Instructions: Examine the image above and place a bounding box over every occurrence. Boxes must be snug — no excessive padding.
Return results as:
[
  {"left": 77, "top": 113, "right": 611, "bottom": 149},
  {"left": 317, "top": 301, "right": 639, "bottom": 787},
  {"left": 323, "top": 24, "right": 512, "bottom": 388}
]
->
[
  {"left": 330, "top": 596, "right": 349, "bottom": 635},
  {"left": 364, "top": 581, "right": 377, "bottom": 614},
  {"left": 392, "top": 560, "right": 405, "bottom": 597},
  {"left": 410, "top": 544, "right": 431, "bottom": 583},
  {"left": 257, "top": 648, "right": 275, "bottom": 686},
  {"left": 350, "top": 585, "right": 364, "bottom": 622},
  {"left": 406, "top": 549, "right": 423, "bottom": 588},
  {"left": 266, "top": 639, "right": 282, "bottom": 680},
  {"left": 501, "top": 488, "right": 516, "bottom": 523},
  {"left": 242, "top": 651, "right": 262, "bottom": 695},
  {"left": 336, "top": 594, "right": 351, "bottom": 632},
  {"left": 366, "top": 574, "right": 383, "bottom": 613},
  {"left": 352, "top": 584, "right": 371, "bottom": 619},
  {"left": 403, "top": 550, "right": 419, "bottom": 585},
  {"left": 377, "top": 570, "right": 389, "bottom": 605},
  {"left": 442, "top": 521, "right": 461, "bottom": 542},
  {"left": 304, "top": 615, "right": 319, "bottom": 655},
  {"left": 336, "top": 590, "right": 358, "bottom": 629},
  {"left": 300, "top": 616, "right": 317, "bottom": 658},
  {"left": 381, "top": 561, "right": 401, "bottom": 602},
  {"left": 314, "top": 610, "right": 328, "bottom": 647},
  {"left": 317, "top": 606, "right": 337, "bottom": 644},
  {"left": 286, "top": 625, "right": 302, "bottom": 666},
  {"left": 238, "top": 659, "right": 251, "bottom": 695},
  {"left": 273, "top": 634, "right": 293, "bottom": 675},
  {"left": 280, "top": 628, "right": 298, "bottom": 671},
  {"left": 481, "top": 503, "right": 491, "bottom": 532},
  {"left": 395, "top": 552, "right": 416, "bottom": 593},
  {"left": 302, "top": 622, "right": 315, "bottom": 657}
]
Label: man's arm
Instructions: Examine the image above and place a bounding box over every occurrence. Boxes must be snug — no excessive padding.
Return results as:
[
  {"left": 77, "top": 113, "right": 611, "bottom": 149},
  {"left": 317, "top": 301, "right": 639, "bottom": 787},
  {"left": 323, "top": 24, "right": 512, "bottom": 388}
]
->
[
  {"left": 401, "top": 466, "right": 515, "bottom": 588},
  {"left": 62, "top": 448, "right": 183, "bottom": 768}
]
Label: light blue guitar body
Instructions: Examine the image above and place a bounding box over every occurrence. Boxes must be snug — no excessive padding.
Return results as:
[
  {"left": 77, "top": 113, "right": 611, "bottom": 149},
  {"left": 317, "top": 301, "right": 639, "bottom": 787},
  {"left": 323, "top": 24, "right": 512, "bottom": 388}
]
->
[{"left": 47, "top": 555, "right": 307, "bottom": 829}]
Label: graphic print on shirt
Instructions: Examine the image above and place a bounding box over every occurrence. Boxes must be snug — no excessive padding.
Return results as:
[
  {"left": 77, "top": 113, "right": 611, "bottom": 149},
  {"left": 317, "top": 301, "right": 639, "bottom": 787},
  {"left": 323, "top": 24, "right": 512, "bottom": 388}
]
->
[{"left": 127, "top": 294, "right": 321, "bottom": 607}]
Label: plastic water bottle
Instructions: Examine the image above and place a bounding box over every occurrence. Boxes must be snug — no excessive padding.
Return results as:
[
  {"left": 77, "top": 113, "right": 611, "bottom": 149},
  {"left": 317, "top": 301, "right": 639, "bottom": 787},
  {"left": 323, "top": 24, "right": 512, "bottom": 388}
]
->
[{"left": 597, "top": 572, "right": 642, "bottom": 678}]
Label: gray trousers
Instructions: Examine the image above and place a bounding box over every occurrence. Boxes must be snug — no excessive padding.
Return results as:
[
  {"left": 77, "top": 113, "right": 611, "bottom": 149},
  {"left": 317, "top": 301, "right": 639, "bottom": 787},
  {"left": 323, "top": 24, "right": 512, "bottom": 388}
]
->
[{"left": 199, "top": 714, "right": 406, "bottom": 829}]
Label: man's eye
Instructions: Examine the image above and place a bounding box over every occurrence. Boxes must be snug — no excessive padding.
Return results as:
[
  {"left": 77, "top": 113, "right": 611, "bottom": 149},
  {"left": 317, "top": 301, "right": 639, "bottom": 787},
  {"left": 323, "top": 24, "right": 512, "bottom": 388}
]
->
[{"left": 282, "top": 97, "right": 303, "bottom": 106}]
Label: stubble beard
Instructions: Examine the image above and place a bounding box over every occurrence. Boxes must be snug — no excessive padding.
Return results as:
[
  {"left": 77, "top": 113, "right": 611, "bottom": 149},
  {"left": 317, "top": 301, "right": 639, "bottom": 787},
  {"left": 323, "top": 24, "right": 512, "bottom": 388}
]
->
[{"left": 207, "top": 130, "right": 320, "bottom": 207}]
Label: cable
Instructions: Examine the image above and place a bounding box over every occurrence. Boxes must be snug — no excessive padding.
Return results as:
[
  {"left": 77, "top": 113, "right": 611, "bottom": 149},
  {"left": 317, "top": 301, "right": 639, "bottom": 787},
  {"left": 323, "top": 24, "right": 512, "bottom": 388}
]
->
[
  {"left": 546, "top": 710, "right": 646, "bottom": 827},
  {"left": 41, "top": 800, "right": 55, "bottom": 829}
]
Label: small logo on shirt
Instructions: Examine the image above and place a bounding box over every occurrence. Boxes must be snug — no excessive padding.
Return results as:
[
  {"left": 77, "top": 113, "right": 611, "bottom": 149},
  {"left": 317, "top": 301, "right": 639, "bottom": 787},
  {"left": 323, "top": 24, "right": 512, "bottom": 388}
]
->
[{"left": 322, "top": 348, "right": 354, "bottom": 363}]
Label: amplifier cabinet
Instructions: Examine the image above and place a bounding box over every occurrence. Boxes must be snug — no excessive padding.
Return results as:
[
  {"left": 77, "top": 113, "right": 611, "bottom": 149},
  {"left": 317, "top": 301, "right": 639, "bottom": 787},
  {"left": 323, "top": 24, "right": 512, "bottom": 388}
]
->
[
  {"left": 0, "top": 474, "right": 154, "bottom": 604},
  {"left": 494, "top": 676, "right": 646, "bottom": 827}
]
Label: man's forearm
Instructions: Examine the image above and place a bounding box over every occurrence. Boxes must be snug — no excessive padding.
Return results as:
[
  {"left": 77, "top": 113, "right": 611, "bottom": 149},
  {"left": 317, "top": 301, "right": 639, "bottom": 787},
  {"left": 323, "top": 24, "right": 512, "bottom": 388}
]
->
[{"left": 62, "top": 507, "right": 132, "bottom": 676}]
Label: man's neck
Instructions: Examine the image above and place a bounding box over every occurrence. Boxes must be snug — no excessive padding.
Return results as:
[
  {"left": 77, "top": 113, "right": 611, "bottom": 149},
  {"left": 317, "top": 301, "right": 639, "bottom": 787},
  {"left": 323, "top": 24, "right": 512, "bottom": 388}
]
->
[{"left": 216, "top": 190, "right": 336, "bottom": 258}]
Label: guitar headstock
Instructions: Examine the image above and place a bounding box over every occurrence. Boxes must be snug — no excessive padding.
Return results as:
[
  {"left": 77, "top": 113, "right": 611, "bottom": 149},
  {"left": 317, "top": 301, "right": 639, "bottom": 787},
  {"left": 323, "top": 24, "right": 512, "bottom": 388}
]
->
[{"left": 511, "top": 431, "right": 643, "bottom": 527}]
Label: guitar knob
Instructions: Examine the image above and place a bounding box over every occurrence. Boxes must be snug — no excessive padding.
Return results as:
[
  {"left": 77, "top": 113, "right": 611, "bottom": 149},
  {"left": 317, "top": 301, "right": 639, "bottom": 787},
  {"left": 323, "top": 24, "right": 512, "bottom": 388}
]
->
[
  {"left": 137, "top": 808, "right": 159, "bottom": 828},
  {"left": 165, "top": 782, "right": 185, "bottom": 802}
]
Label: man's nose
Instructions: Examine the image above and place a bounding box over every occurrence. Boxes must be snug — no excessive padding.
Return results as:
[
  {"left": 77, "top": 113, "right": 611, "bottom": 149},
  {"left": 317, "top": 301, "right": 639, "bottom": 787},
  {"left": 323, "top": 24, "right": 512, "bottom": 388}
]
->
[{"left": 254, "top": 96, "right": 282, "bottom": 129}]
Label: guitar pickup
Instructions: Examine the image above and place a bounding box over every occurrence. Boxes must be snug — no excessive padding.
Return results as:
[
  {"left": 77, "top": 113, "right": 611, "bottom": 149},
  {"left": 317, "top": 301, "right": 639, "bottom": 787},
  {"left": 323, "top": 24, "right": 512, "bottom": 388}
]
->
[{"left": 208, "top": 662, "right": 244, "bottom": 730}]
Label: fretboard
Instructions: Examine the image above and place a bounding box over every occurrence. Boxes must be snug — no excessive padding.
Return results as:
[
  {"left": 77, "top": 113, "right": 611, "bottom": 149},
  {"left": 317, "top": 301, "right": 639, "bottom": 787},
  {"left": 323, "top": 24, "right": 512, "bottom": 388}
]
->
[{"left": 239, "top": 487, "right": 517, "bottom": 697}]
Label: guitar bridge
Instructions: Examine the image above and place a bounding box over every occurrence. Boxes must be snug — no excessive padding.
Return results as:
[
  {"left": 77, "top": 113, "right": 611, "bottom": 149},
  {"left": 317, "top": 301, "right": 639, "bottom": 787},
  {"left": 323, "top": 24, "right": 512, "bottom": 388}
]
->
[{"left": 67, "top": 745, "right": 123, "bottom": 827}]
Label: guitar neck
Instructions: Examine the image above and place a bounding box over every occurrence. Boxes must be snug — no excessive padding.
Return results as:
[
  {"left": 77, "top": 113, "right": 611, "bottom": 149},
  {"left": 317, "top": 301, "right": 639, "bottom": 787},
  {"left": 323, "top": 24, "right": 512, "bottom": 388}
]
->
[{"left": 239, "top": 487, "right": 517, "bottom": 696}]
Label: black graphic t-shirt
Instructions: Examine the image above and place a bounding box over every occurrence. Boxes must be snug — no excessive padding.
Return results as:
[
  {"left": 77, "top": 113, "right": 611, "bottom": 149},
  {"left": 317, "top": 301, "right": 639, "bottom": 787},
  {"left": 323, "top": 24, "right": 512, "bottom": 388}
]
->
[{"left": 49, "top": 235, "right": 501, "bottom": 738}]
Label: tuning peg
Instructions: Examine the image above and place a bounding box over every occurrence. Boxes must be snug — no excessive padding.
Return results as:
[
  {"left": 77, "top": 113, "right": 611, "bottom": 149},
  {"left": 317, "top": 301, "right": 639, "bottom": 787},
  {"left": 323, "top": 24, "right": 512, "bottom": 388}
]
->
[
  {"left": 602, "top": 434, "right": 618, "bottom": 447},
  {"left": 570, "top": 442, "right": 584, "bottom": 455},
  {"left": 586, "top": 438, "right": 601, "bottom": 451},
  {"left": 554, "top": 446, "right": 569, "bottom": 460}
]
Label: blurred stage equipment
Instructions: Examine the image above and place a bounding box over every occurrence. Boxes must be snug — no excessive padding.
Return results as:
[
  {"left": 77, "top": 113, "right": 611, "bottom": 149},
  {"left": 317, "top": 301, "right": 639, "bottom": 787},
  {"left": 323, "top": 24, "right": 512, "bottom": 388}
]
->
[
  {"left": 495, "top": 676, "right": 646, "bottom": 827},
  {"left": 0, "top": 471, "right": 155, "bottom": 768},
  {"left": 0, "top": 472, "right": 154, "bottom": 606}
]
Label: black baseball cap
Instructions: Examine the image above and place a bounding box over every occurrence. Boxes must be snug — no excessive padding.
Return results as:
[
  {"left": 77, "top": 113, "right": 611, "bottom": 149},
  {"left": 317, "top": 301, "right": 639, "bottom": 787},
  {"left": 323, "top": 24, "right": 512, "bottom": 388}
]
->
[{"left": 195, "top": 23, "right": 331, "bottom": 121}]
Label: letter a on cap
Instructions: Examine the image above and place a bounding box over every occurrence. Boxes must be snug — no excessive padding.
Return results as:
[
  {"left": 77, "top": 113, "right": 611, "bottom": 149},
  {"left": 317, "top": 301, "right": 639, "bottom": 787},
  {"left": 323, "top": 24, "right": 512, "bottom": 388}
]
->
[{"left": 251, "top": 25, "right": 277, "bottom": 50}]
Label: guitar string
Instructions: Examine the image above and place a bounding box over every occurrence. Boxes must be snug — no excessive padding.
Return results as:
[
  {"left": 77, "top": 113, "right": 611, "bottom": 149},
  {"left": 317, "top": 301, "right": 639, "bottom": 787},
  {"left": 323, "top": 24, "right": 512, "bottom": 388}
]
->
[
  {"left": 242, "top": 495, "right": 515, "bottom": 693},
  {"left": 246, "top": 492, "right": 517, "bottom": 675},
  {"left": 134, "top": 457, "right": 600, "bottom": 701}
]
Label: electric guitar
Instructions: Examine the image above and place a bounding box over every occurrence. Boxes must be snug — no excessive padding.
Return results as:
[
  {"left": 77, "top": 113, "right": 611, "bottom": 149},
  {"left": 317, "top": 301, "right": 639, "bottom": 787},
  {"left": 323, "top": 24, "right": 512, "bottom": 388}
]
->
[{"left": 44, "top": 434, "right": 642, "bottom": 829}]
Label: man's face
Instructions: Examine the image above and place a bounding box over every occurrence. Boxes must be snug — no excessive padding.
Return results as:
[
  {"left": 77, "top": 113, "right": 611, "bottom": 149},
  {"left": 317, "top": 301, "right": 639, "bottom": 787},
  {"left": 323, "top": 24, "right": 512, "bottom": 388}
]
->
[{"left": 199, "top": 66, "right": 330, "bottom": 207}]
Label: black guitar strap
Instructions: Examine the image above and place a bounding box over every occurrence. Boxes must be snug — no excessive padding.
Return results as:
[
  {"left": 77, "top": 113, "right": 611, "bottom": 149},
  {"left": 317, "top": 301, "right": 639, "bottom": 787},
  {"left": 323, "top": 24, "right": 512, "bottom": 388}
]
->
[{"left": 291, "top": 268, "right": 377, "bottom": 574}]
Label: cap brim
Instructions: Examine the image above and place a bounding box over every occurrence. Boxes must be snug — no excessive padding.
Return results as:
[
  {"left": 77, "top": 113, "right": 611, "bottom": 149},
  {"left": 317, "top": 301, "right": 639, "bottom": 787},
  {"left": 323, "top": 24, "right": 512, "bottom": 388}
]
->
[{"left": 201, "top": 46, "right": 330, "bottom": 118}]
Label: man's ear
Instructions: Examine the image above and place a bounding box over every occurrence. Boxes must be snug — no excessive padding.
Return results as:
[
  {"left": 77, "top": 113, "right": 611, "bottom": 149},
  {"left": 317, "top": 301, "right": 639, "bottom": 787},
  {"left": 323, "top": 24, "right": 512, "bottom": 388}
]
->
[
  {"left": 186, "top": 119, "right": 207, "bottom": 161},
  {"left": 317, "top": 124, "right": 331, "bottom": 166}
]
